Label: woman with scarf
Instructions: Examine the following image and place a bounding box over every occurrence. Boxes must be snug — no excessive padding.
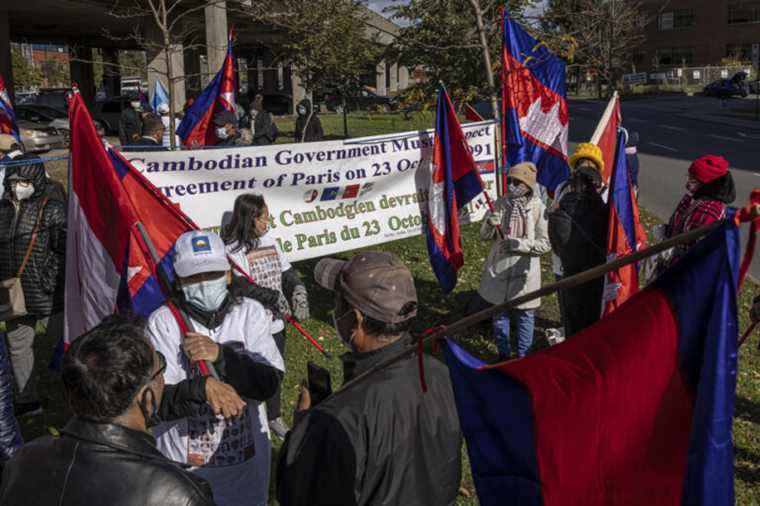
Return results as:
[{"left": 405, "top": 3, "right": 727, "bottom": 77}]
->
[{"left": 477, "top": 162, "right": 550, "bottom": 359}]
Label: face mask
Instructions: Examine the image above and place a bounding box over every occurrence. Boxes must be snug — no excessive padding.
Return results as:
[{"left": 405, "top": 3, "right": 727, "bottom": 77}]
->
[
  {"left": 332, "top": 296, "right": 357, "bottom": 349},
  {"left": 508, "top": 182, "right": 530, "bottom": 198},
  {"left": 131, "top": 101, "right": 141, "bottom": 110},
  {"left": 14, "top": 183, "right": 34, "bottom": 201},
  {"left": 297, "top": 106, "right": 306, "bottom": 115},
  {"left": 182, "top": 275, "right": 229, "bottom": 312},
  {"left": 216, "top": 127, "right": 229, "bottom": 140}
]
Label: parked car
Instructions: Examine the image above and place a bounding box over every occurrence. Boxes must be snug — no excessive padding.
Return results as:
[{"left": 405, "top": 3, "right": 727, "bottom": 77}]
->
[
  {"left": 703, "top": 71, "right": 749, "bottom": 98},
  {"left": 748, "top": 79, "right": 760, "bottom": 95},
  {"left": 15, "top": 104, "right": 70, "bottom": 145},
  {"left": 17, "top": 119, "right": 66, "bottom": 153},
  {"left": 30, "top": 88, "right": 70, "bottom": 111},
  {"left": 324, "top": 87, "right": 398, "bottom": 112},
  {"left": 93, "top": 96, "right": 134, "bottom": 134}
]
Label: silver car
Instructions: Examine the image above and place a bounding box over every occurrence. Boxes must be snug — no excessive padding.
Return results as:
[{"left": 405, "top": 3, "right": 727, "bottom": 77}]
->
[{"left": 18, "top": 119, "right": 66, "bottom": 154}]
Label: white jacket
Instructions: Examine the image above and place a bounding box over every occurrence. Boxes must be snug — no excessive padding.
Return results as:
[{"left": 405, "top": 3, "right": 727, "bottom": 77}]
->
[{"left": 477, "top": 194, "right": 551, "bottom": 309}]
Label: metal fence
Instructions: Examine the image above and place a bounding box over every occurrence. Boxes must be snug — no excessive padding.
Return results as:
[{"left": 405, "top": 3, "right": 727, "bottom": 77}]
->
[{"left": 645, "top": 65, "right": 755, "bottom": 88}]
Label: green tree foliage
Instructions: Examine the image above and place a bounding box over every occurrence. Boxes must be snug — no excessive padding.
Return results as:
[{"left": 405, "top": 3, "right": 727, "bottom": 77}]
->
[
  {"left": 390, "top": 0, "right": 535, "bottom": 104},
  {"left": 11, "top": 47, "right": 44, "bottom": 90}
]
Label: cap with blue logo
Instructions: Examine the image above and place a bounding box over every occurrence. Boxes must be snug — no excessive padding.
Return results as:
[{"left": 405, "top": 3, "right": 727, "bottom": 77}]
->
[{"left": 173, "top": 231, "right": 230, "bottom": 277}]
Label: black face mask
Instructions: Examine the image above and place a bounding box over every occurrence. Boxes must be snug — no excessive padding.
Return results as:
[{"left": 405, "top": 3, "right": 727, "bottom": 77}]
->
[
  {"left": 138, "top": 387, "right": 161, "bottom": 428},
  {"left": 333, "top": 295, "right": 357, "bottom": 349}
]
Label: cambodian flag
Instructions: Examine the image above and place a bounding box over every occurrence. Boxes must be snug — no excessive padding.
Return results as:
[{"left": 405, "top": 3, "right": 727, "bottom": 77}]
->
[
  {"left": 64, "top": 89, "right": 193, "bottom": 343},
  {"left": 591, "top": 92, "right": 622, "bottom": 186},
  {"left": 502, "top": 10, "right": 569, "bottom": 192},
  {"left": 444, "top": 216, "right": 740, "bottom": 506},
  {"left": 176, "top": 31, "right": 236, "bottom": 148},
  {"left": 425, "top": 87, "right": 484, "bottom": 294},
  {"left": 0, "top": 75, "right": 19, "bottom": 141},
  {"left": 602, "top": 129, "right": 648, "bottom": 316}
]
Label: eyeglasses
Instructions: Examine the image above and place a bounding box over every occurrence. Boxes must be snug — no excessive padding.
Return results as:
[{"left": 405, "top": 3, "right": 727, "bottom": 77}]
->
[{"left": 150, "top": 351, "right": 167, "bottom": 382}]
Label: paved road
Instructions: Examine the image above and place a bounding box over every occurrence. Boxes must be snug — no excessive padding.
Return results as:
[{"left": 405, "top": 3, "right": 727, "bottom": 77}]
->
[{"left": 567, "top": 95, "right": 760, "bottom": 280}]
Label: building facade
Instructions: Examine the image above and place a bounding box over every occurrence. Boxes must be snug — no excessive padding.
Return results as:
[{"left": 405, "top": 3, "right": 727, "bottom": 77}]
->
[{"left": 639, "top": 0, "right": 760, "bottom": 70}]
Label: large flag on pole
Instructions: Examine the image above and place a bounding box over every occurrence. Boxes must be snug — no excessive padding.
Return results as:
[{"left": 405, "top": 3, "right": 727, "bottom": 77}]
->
[
  {"left": 65, "top": 89, "right": 193, "bottom": 342},
  {"left": 176, "top": 30, "right": 237, "bottom": 148},
  {"left": 444, "top": 216, "right": 740, "bottom": 506},
  {"left": 590, "top": 91, "right": 621, "bottom": 185},
  {"left": 502, "top": 10, "right": 569, "bottom": 192},
  {"left": 425, "top": 87, "right": 484, "bottom": 294},
  {"left": 602, "top": 129, "right": 647, "bottom": 316},
  {"left": 0, "top": 75, "right": 20, "bottom": 142},
  {"left": 151, "top": 79, "right": 170, "bottom": 113}
]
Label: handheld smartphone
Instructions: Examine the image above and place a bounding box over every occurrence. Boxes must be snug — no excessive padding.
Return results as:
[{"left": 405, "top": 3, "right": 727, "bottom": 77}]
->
[{"left": 307, "top": 361, "right": 333, "bottom": 406}]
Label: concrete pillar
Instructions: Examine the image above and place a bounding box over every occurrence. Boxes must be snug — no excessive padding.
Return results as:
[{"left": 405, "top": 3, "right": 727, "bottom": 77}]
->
[
  {"left": 389, "top": 62, "right": 398, "bottom": 94},
  {"left": 375, "top": 60, "right": 387, "bottom": 95},
  {"left": 398, "top": 66, "right": 410, "bottom": 91},
  {"left": 184, "top": 47, "right": 202, "bottom": 97},
  {"left": 204, "top": 0, "right": 228, "bottom": 76},
  {"left": 70, "top": 47, "right": 96, "bottom": 107},
  {"left": 144, "top": 25, "right": 186, "bottom": 113},
  {"left": 102, "top": 48, "right": 121, "bottom": 98},
  {"left": 291, "top": 69, "right": 308, "bottom": 116},
  {"left": 0, "top": 10, "right": 12, "bottom": 100}
]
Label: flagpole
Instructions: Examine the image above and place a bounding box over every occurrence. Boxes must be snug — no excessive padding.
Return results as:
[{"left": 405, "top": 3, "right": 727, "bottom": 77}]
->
[
  {"left": 329, "top": 220, "right": 725, "bottom": 399},
  {"left": 136, "top": 222, "right": 221, "bottom": 380}
]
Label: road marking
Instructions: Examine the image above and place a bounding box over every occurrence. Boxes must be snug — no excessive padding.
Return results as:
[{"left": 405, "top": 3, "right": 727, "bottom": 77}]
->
[
  {"left": 660, "top": 124, "right": 686, "bottom": 132},
  {"left": 738, "top": 132, "right": 760, "bottom": 140},
  {"left": 709, "top": 134, "right": 741, "bottom": 143},
  {"left": 648, "top": 142, "right": 678, "bottom": 152}
]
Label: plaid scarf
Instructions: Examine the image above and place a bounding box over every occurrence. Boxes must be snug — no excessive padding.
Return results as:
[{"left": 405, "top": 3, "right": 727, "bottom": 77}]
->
[{"left": 505, "top": 195, "right": 530, "bottom": 239}]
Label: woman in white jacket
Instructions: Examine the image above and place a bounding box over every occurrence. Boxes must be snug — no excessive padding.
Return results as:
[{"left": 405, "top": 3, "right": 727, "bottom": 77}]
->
[{"left": 477, "top": 162, "right": 550, "bottom": 359}]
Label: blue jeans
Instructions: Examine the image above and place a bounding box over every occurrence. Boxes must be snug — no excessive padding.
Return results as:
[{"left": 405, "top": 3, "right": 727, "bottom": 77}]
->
[{"left": 493, "top": 309, "right": 535, "bottom": 358}]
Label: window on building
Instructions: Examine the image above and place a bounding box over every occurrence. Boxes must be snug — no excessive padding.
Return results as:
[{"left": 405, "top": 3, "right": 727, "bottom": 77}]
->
[
  {"left": 655, "top": 47, "right": 695, "bottom": 66},
  {"left": 726, "top": 43, "right": 753, "bottom": 61},
  {"left": 728, "top": 4, "right": 760, "bottom": 24},
  {"left": 658, "top": 9, "right": 695, "bottom": 30}
]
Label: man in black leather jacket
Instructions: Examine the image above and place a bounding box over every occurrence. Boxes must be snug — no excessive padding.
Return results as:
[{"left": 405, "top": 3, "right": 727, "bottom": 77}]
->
[
  {"left": 277, "top": 252, "right": 462, "bottom": 506},
  {"left": 0, "top": 315, "right": 247, "bottom": 505}
]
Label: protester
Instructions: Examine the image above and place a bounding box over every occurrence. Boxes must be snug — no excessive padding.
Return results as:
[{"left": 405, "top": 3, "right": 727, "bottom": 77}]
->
[
  {"left": 0, "top": 315, "right": 225, "bottom": 506},
  {"left": 277, "top": 251, "right": 462, "bottom": 506},
  {"left": 119, "top": 98, "right": 143, "bottom": 146},
  {"left": 0, "top": 156, "right": 66, "bottom": 417},
  {"left": 214, "top": 110, "right": 247, "bottom": 147},
  {"left": 147, "top": 230, "right": 284, "bottom": 506},
  {"left": 626, "top": 131, "right": 640, "bottom": 199},
  {"left": 294, "top": 99, "right": 324, "bottom": 143},
  {"left": 157, "top": 103, "right": 181, "bottom": 148},
  {"left": 475, "top": 162, "right": 550, "bottom": 359},
  {"left": 0, "top": 134, "right": 24, "bottom": 197},
  {"left": 251, "top": 94, "right": 277, "bottom": 145},
  {"left": 665, "top": 154, "right": 736, "bottom": 260},
  {"left": 548, "top": 143, "right": 608, "bottom": 337},
  {"left": 124, "top": 115, "right": 167, "bottom": 151},
  {"left": 93, "top": 120, "right": 107, "bottom": 140},
  {"left": 0, "top": 334, "right": 22, "bottom": 479},
  {"left": 222, "top": 193, "right": 309, "bottom": 439}
]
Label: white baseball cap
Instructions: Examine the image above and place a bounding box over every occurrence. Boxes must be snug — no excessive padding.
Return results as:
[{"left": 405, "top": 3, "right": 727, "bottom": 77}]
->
[{"left": 172, "top": 231, "right": 230, "bottom": 278}]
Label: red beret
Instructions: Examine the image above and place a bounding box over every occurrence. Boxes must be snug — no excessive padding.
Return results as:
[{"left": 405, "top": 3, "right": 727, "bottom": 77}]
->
[{"left": 689, "top": 155, "right": 729, "bottom": 184}]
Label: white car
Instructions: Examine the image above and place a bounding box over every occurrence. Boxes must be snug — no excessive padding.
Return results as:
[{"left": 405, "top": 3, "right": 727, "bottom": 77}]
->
[
  {"left": 18, "top": 119, "right": 66, "bottom": 154},
  {"left": 15, "top": 104, "right": 70, "bottom": 146}
]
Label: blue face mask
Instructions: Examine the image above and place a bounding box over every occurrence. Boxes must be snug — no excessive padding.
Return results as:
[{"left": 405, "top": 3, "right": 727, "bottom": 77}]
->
[
  {"left": 216, "top": 127, "right": 229, "bottom": 140},
  {"left": 182, "top": 275, "right": 229, "bottom": 312}
]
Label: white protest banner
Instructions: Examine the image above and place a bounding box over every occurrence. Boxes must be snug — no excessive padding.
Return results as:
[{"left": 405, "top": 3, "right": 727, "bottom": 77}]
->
[{"left": 125, "top": 121, "right": 497, "bottom": 262}]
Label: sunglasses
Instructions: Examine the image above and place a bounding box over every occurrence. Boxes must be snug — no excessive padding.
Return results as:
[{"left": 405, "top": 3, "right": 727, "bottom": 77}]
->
[{"left": 150, "top": 350, "right": 167, "bottom": 382}]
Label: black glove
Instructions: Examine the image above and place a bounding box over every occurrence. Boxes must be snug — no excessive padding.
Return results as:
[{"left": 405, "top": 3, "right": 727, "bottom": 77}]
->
[{"left": 230, "top": 276, "right": 280, "bottom": 313}]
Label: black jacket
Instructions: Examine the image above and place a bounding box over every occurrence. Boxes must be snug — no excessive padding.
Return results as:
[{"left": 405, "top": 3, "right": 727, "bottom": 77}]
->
[
  {"left": 252, "top": 110, "right": 276, "bottom": 145},
  {"left": 547, "top": 178, "right": 608, "bottom": 336},
  {"left": 119, "top": 108, "right": 143, "bottom": 146},
  {"left": 0, "top": 417, "right": 215, "bottom": 506},
  {"left": 277, "top": 337, "right": 462, "bottom": 506},
  {"left": 122, "top": 136, "right": 168, "bottom": 152},
  {"left": 0, "top": 161, "right": 66, "bottom": 316},
  {"left": 294, "top": 99, "right": 324, "bottom": 143}
]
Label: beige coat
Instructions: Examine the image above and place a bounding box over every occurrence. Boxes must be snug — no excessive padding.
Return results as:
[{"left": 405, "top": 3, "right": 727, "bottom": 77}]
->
[{"left": 477, "top": 194, "right": 550, "bottom": 309}]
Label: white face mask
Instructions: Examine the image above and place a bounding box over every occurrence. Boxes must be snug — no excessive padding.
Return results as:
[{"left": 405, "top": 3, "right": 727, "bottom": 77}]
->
[
  {"left": 297, "top": 106, "right": 307, "bottom": 115},
  {"left": 131, "top": 101, "right": 141, "bottom": 110},
  {"left": 181, "top": 275, "right": 229, "bottom": 312},
  {"left": 13, "top": 183, "right": 34, "bottom": 201},
  {"left": 216, "top": 127, "right": 229, "bottom": 140}
]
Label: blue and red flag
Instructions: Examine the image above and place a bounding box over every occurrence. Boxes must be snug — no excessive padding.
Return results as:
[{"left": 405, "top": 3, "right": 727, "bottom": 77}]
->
[
  {"left": 502, "top": 10, "right": 569, "bottom": 192},
  {"left": 602, "top": 129, "right": 648, "bottom": 316},
  {"left": 64, "top": 89, "right": 193, "bottom": 342},
  {"left": 444, "top": 216, "right": 741, "bottom": 506},
  {"left": 176, "top": 30, "right": 237, "bottom": 148},
  {"left": 426, "top": 87, "right": 484, "bottom": 294},
  {"left": 0, "top": 75, "right": 20, "bottom": 142}
]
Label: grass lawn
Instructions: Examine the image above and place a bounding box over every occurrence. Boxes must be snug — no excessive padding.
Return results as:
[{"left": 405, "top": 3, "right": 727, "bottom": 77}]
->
[{"left": 22, "top": 112, "right": 760, "bottom": 504}]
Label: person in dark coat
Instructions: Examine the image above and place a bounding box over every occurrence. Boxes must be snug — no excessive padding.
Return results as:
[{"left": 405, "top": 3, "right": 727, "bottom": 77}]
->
[
  {"left": 123, "top": 115, "right": 167, "bottom": 152},
  {"left": 0, "top": 156, "right": 66, "bottom": 417},
  {"left": 277, "top": 251, "right": 462, "bottom": 506},
  {"left": 251, "top": 94, "right": 277, "bottom": 146},
  {"left": 548, "top": 143, "right": 608, "bottom": 338},
  {"left": 213, "top": 110, "right": 247, "bottom": 147},
  {"left": 294, "top": 99, "right": 324, "bottom": 143},
  {"left": 119, "top": 98, "right": 144, "bottom": 146},
  {"left": 0, "top": 314, "right": 230, "bottom": 506}
]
